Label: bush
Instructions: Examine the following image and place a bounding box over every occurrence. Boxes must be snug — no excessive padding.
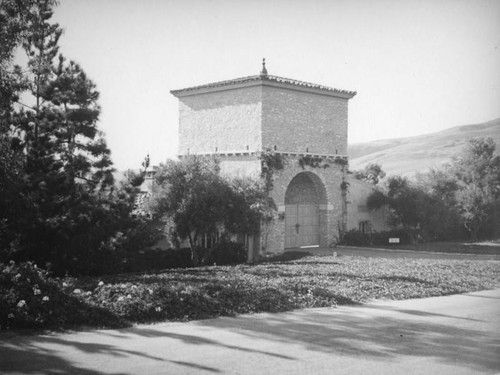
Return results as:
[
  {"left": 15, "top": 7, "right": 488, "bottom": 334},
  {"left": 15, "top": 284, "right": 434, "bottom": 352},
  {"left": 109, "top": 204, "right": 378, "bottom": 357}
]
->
[
  {"left": 202, "top": 241, "right": 247, "bottom": 266},
  {"left": 341, "top": 229, "right": 412, "bottom": 247},
  {"left": 123, "top": 242, "right": 247, "bottom": 272},
  {"left": 341, "top": 229, "right": 371, "bottom": 246},
  {"left": 0, "top": 261, "right": 122, "bottom": 330},
  {"left": 124, "top": 248, "right": 192, "bottom": 272},
  {"left": 371, "top": 230, "right": 412, "bottom": 246}
]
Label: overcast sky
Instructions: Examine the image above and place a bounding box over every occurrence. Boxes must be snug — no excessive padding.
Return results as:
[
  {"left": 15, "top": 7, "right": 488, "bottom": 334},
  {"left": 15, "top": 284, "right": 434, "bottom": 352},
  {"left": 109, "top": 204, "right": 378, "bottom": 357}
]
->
[{"left": 48, "top": 0, "right": 500, "bottom": 170}]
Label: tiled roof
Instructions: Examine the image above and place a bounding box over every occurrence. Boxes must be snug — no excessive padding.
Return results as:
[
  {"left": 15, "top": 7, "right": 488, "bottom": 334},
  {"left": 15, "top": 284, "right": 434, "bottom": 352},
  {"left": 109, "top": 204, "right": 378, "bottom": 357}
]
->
[{"left": 170, "top": 74, "right": 357, "bottom": 98}]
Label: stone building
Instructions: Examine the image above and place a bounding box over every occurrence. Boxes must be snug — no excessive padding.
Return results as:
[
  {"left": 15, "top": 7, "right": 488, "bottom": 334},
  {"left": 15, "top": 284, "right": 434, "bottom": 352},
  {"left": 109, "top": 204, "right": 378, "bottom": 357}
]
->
[
  {"left": 171, "top": 60, "right": 382, "bottom": 258},
  {"left": 345, "top": 176, "right": 388, "bottom": 234}
]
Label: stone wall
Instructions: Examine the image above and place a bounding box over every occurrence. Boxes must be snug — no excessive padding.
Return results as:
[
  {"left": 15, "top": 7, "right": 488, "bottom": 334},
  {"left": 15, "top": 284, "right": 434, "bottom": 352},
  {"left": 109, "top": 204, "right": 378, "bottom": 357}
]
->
[
  {"left": 219, "top": 154, "right": 261, "bottom": 179},
  {"left": 263, "top": 156, "right": 346, "bottom": 253},
  {"left": 177, "top": 84, "right": 350, "bottom": 157},
  {"left": 262, "top": 86, "right": 349, "bottom": 155},
  {"left": 178, "top": 86, "right": 262, "bottom": 154}
]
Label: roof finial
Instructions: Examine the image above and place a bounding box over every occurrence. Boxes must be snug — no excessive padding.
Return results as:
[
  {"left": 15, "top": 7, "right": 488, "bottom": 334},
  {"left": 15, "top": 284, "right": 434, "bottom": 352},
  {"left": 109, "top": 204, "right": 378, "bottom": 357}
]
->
[{"left": 260, "top": 58, "right": 268, "bottom": 77}]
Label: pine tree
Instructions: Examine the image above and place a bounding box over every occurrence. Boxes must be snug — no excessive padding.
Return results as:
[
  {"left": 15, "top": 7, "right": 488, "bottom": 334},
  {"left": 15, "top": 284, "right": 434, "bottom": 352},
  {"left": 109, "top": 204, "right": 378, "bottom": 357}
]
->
[
  {"left": 0, "top": 0, "right": 116, "bottom": 274},
  {"left": 1, "top": 0, "right": 158, "bottom": 275}
]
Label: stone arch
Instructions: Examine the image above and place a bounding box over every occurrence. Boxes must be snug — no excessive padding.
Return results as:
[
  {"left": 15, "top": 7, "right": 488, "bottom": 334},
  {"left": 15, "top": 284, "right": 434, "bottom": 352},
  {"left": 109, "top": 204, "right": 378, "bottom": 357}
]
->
[{"left": 284, "top": 172, "right": 327, "bottom": 248}]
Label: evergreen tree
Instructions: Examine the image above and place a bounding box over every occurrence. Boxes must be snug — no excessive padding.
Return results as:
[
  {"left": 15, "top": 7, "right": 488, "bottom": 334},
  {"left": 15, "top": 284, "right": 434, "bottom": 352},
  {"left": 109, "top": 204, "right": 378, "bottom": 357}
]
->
[{"left": 0, "top": 0, "right": 153, "bottom": 275}]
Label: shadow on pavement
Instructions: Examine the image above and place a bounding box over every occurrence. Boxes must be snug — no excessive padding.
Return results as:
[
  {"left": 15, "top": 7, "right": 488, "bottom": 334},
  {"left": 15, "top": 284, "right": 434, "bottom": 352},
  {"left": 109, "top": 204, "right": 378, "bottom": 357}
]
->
[
  {"left": 0, "top": 333, "right": 222, "bottom": 374},
  {"left": 194, "top": 302, "right": 500, "bottom": 373},
  {"left": 0, "top": 342, "right": 129, "bottom": 375},
  {"left": 1, "top": 292, "right": 499, "bottom": 374},
  {"left": 122, "top": 327, "right": 296, "bottom": 360}
]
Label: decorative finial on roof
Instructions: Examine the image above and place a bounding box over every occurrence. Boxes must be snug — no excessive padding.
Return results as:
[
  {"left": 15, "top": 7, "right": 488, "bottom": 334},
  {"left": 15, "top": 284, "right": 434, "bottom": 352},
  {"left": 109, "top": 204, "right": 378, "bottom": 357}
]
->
[{"left": 260, "top": 58, "right": 268, "bottom": 77}]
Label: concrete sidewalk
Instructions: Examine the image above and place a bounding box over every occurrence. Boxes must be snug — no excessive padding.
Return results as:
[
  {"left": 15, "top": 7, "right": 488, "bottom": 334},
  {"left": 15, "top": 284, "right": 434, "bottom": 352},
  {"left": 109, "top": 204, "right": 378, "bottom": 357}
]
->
[{"left": 1, "top": 289, "right": 499, "bottom": 375}]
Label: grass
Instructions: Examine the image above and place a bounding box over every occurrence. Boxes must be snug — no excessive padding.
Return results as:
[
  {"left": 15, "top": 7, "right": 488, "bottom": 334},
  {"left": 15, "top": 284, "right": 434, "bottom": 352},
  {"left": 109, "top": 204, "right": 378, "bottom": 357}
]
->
[{"left": 3, "top": 254, "right": 500, "bottom": 331}]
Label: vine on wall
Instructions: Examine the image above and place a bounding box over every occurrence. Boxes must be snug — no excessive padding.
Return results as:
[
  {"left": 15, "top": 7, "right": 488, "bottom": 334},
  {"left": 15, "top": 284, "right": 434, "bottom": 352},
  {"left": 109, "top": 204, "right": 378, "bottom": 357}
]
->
[
  {"left": 298, "top": 155, "right": 348, "bottom": 169},
  {"left": 258, "top": 149, "right": 287, "bottom": 252},
  {"left": 298, "top": 155, "right": 329, "bottom": 169},
  {"left": 260, "top": 149, "right": 287, "bottom": 192}
]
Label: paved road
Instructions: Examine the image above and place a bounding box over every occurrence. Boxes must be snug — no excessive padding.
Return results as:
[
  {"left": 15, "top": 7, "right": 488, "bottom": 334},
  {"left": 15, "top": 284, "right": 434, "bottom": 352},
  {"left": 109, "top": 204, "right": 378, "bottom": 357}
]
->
[
  {"left": 1, "top": 289, "right": 499, "bottom": 375},
  {"left": 294, "top": 246, "right": 500, "bottom": 261}
]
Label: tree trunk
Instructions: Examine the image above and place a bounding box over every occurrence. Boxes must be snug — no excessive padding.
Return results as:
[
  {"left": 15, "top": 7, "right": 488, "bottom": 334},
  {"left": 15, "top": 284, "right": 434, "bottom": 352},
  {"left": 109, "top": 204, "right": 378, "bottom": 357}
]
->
[{"left": 187, "top": 232, "right": 199, "bottom": 266}]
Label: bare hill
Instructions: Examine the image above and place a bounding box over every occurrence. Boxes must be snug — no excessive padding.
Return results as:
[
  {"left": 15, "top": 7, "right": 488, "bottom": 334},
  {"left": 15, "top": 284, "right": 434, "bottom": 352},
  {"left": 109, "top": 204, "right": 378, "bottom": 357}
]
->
[{"left": 348, "top": 118, "right": 500, "bottom": 177}]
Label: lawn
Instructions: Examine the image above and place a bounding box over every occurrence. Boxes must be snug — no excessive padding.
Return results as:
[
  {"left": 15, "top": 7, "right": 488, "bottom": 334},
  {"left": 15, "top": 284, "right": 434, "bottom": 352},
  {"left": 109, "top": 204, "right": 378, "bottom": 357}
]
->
[{"left": 2, "top": 254, "right": 500, "bottom": 331}]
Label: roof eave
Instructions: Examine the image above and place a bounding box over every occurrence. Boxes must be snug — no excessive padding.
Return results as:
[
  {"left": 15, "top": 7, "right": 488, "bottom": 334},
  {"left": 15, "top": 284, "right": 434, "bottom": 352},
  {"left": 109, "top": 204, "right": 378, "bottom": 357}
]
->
[{"left": 171, "top": 75, "right": 357, "bottom": 99}]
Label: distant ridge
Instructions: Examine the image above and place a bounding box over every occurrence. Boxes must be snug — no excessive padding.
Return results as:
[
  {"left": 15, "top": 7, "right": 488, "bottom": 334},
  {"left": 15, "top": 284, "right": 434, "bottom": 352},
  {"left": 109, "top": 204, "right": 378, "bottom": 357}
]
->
[{"left": 348, "top": 118, "right": 500, "bottom": 177}]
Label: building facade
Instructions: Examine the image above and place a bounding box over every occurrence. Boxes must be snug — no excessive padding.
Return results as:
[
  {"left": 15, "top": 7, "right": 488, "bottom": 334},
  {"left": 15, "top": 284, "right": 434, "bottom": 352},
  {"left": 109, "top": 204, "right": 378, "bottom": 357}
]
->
[
  {"left": 171, "top": 60, "right": 367, "bottom": 257},
  {"left": 345, "top": 176, "right": 388, "bottom": 234}
]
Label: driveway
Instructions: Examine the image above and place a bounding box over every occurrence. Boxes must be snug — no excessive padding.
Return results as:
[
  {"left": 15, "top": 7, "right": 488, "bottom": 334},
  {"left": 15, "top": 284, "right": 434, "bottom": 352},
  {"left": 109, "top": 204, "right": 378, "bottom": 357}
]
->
[
  {"left": 294, "top": 246, "right": 500, "bottom": 261},
  {"left": 1, "top": 289, "right": 499, "bottom": 375}
]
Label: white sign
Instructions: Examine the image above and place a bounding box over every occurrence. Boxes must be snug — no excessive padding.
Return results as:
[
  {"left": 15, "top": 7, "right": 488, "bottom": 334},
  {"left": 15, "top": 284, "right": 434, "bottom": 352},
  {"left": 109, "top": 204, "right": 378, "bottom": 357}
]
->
[{"left": 389, "top": 238, "right": 400, "bottom": 244}]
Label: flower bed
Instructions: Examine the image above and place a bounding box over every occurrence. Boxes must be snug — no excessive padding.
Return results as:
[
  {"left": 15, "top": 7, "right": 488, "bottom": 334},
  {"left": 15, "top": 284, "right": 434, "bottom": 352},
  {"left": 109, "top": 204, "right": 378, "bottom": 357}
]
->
[{"left": 2, "top": 255, "right": 499, "bottom": 331}]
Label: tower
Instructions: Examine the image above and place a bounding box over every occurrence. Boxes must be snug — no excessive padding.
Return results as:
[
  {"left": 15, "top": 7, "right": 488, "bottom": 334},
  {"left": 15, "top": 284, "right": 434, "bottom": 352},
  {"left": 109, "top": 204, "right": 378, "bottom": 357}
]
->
[{"left": 171, "top": 60, "right": 357, "bottom": 255}]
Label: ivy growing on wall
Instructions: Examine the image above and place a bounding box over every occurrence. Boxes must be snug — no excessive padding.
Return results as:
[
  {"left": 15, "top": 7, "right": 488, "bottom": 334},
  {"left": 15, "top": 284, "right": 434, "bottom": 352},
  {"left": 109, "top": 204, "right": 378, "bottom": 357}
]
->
[
  {"left": 260, "top": 149, "right": 287, "bottom": 192},
  {"left": 298, "top": 155, "right": 330, "bottom": 169},
  {"left": 340, "top": 179, "right": 350, "bottom": 191},
  {"left": 334, "top": 158, "right": 348, "bottom": 166},
  {"left": 258, "top": 149, "right": 287, "bottom": 252},
  {"left": 298, "top": 155, "right": 348, "bottom": 169}
]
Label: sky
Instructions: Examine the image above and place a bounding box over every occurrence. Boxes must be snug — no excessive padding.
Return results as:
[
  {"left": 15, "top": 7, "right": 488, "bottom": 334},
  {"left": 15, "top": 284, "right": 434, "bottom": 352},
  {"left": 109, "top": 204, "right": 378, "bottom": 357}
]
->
[{"left": 45, "top": 0, "right": 500, "bottom": 170}]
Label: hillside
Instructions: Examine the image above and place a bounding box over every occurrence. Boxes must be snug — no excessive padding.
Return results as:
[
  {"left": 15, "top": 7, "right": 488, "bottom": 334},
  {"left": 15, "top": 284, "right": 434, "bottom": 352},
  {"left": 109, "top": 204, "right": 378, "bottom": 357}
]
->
[{"left": 348, "top": 118, "right": 500, "bottom": 177}]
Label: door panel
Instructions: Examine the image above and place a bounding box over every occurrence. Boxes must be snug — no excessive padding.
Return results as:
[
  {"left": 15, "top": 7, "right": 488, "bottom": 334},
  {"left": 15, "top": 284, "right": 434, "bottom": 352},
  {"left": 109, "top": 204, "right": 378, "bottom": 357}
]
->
[
  {"left": 285, "top": 205, "right": 298, "bottom": 248},
  {"left": 285, "top": 204, "right": 319, "bottom": 248}
]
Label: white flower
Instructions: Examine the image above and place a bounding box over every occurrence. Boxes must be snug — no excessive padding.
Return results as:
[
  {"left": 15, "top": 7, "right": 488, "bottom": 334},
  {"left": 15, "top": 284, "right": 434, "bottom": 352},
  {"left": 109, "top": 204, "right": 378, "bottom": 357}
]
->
[
  {"left": 126, "top": 294, "right": 132, "bottom": 299},
  {"left": 155, "top": 306, "right": 162, "bottom": 312},
  {"left": 62, "top": 282, "right": 68, "bottom": 287},
  {"left": 147, "top": 288, "right": 153, "bottom": 295},
  {"left": 17, "top": 300, "right": 26, "bottom": 308},
  {"left": 117, "top": 296, "right": 124, "bottom": 302},
  {"left": 42, "top": 296, "right": 50, "bottom": 302},
  {"left": 98, "top": 281, "right": 104, "bottom": 287},
  {"left": 73, "top": 289, "right": 82, "bottom": 294}
]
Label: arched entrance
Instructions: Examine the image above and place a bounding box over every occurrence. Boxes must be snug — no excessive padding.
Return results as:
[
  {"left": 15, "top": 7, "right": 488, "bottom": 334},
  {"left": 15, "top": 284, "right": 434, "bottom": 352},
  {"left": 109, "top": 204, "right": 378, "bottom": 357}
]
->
[{"left": 284, "top": 172, "right": 327, "bottom": 248}]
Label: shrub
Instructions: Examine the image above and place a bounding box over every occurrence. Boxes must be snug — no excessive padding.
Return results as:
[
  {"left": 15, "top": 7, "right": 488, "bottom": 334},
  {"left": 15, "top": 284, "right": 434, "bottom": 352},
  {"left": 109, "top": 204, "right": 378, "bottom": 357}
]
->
[
  {"left": 341, "top": 229, "right": 371, "bottom": 246},
  {"left": 202, "top": 241, "right": 247, "bottom": 266},
  {"left": 124, "top": 248, "right": 192, "bottom": 272},
  {"left": 341, "top": 229, "right": 412, "bottom": 246},
  {"left": 371, "top": 230, "right": 412, "bottom": 246},
  {"left": 0, "top": 261, "right": 123, "bottom": 330}
]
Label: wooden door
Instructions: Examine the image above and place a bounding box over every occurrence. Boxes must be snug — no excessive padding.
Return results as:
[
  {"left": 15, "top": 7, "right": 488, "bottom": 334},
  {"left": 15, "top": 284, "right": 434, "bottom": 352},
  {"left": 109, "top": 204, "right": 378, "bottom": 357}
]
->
[{"left": 285, "top": 204, "right": 319, "bottom": 248}]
